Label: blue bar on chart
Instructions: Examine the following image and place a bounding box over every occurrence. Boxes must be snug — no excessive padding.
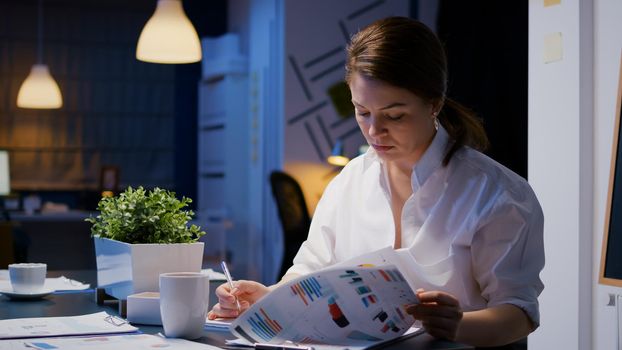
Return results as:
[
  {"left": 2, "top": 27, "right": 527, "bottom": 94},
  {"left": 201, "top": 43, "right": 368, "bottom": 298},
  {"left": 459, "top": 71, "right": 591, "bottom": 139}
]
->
[
  {"left": 291, "top": 277, "right": 323, "bottom": 305},
  {"left": 247, "top": 308, "right": 283, "bottom": 342},
  {"left": 355, "top": 285, "right": 371, "bottom": 295}
]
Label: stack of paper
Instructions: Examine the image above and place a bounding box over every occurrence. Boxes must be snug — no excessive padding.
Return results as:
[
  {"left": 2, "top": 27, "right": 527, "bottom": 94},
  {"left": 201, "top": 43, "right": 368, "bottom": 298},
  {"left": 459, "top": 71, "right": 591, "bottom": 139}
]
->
[
  {"left": 0, "top": 312, "right": 137, "bottom": 339},
  {"left": 0, "top": 333, "right": 222, "bottom": 350},
  {"left": 0, "top": 312, "right": 222, "bottom": 350}
]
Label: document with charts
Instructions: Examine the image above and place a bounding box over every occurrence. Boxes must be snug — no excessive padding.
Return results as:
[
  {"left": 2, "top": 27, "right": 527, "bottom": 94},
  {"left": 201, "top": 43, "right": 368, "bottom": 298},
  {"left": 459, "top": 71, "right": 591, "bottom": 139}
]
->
[
  {"left": 0, "top": 312, "right": 137, "bottom": 340},
  {"left": 230, "top": 247, "right": 421, "bottom": 348}
]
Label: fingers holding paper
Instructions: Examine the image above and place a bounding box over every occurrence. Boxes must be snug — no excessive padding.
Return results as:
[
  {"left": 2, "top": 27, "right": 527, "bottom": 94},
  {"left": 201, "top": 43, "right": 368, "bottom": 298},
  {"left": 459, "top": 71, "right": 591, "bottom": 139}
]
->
[
  {"left": 406, "top": 290, "right": 463, "bottom": 341},
  {"left": 207, "top": 280, "right": 271, "bottom": 319}
]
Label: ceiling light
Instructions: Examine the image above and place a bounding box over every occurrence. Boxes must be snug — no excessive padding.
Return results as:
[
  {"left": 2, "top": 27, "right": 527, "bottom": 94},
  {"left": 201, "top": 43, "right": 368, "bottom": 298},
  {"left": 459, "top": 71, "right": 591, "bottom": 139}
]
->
[
  {"left": 17, "top": 0, "right": 62, "bottom": 109},
  {"left": 136, "top": 0, "right": 202, "bottom": 64}
]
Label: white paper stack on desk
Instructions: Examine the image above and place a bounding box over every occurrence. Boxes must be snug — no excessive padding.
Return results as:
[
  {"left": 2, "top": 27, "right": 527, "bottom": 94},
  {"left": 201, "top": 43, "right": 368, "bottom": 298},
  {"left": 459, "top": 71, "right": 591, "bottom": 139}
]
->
[
  {"left": 0, "top": 312, "right": 136, "bottom": 339},
  {"left": 0, "top": 312, "right": 222, "bottom": 350}
]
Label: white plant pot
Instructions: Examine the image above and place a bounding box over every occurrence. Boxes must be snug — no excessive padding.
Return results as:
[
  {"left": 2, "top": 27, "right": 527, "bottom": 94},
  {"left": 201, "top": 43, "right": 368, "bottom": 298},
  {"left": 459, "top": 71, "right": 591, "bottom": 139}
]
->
[{"left": 93, "top": 237, "right": 204, "bottom": 300}]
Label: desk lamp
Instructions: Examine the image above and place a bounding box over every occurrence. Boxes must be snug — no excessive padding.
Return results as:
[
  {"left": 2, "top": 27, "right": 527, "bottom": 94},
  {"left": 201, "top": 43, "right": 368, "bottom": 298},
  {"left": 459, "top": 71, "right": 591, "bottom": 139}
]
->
[{"left": 327, "top": 139, "right": 350, "bottom": 167}]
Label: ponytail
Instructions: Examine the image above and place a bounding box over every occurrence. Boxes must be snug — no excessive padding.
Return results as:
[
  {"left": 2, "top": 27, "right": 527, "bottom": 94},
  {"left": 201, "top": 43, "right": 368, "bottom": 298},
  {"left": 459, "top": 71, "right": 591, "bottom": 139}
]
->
[
  {"left": 345, "top": 17, "right": 489, "bottom": 166},
  {"left": 438, "top": 98, "right": 489, "bottom": 166}
]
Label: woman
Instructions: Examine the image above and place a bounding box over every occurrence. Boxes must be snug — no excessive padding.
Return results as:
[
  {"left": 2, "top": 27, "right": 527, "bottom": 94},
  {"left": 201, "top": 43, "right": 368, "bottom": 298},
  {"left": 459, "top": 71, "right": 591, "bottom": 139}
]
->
[{"left": 209, "top": 17, "right": 544, "bottom": 348}]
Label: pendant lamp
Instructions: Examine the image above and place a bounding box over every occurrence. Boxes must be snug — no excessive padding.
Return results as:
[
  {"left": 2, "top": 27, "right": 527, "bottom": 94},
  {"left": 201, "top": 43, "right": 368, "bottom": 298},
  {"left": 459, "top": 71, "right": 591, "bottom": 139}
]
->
[
  {"left": 17, "top": 0, "right": 62, "bottom": 109},
  {"left": 136, "top": 0, "right": 202, "bottom": 64}
]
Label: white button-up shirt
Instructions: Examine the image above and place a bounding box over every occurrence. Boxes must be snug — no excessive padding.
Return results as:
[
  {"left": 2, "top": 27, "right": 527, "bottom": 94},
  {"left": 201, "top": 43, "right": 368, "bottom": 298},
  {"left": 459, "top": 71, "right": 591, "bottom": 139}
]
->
[{"left": 286, "top": 125, "right": 544, "bottom": 326}]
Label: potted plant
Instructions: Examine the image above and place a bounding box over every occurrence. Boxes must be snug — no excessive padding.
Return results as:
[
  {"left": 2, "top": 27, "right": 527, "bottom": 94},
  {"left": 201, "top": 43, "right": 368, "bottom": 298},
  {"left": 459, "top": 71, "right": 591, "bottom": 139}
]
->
[{"left": 86, "top": 186, "right": 206, "bottom": 301}]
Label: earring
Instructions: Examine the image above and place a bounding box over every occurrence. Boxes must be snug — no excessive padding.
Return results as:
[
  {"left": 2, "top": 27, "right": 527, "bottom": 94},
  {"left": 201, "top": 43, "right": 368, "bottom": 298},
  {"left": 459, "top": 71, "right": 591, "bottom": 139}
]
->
[{"left": 432, "top": 112, "right": 439, "bottom": 131}]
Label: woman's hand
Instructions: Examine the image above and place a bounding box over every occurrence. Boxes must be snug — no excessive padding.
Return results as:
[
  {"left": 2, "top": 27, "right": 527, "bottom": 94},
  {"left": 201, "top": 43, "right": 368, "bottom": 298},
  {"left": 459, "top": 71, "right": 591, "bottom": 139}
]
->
[
  {"left": 406, "top": 289, "right": 463, "bottom": 341},
  {"left": 207, "top": 280, "right": 271, "bottom": 319}
]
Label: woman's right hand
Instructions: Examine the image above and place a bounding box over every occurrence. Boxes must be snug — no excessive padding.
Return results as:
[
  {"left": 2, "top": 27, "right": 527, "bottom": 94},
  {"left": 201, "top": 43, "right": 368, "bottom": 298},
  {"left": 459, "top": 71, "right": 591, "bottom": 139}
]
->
[{"left": 207, "top": 280, "right": 271, "bottom": 319}]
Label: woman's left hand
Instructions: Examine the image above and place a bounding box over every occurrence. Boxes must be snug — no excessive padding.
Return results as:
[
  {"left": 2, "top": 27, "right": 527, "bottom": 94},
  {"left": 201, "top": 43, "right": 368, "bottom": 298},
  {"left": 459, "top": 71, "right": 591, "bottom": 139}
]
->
[{"left": 406, "top": 289, "right": 463, "bottom": 341}]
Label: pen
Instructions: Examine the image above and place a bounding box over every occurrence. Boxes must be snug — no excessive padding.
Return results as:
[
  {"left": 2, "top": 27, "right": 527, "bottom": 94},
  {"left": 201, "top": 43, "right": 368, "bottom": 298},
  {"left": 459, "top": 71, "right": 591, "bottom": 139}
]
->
[{"left": 221, "top": 260, "right": 242, "bottom": 312}]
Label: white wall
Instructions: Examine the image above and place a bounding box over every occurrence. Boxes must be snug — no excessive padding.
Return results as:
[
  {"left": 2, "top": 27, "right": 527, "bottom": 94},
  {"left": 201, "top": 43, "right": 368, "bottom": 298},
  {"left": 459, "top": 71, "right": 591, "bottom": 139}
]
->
[
  {"left": 531, "top": 0, "right": 622, "bottom": 349},
  {"left": 594, "top": 0, "right": 622, "bottom": 348},
  {"left": 528, "top": 0, "right": 593, "bottom": 349}
]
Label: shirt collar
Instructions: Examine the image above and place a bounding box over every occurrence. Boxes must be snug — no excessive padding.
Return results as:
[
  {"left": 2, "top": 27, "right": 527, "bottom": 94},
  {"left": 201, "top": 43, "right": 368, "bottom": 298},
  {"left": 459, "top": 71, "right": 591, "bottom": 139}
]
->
[
  {"left": 362, "top": 145, "right": 380, "bottom": 171},
  {"left": 361, "top": 124, "right": 450, "bottom": 189},
  {"left": 412, "top": 124, "right": 449, "bottom": 189}
]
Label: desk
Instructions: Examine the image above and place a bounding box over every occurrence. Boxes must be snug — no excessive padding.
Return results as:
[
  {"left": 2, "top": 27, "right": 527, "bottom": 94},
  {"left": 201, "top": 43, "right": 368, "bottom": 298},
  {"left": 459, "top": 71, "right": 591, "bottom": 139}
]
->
[{"left": 0, "top": 270, "right": 472, "bottom": 350}]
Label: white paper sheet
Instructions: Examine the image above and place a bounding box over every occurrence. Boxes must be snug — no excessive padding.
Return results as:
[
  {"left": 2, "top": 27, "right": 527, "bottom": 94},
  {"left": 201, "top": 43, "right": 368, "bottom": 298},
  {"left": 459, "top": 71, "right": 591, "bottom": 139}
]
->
[
  {"left": 205, "top": 317, "right": 233, "bottom": 329},
  {"left": 0, "top": 311, "right": 138, "bottom": 339},
  {"left": 0, "top": 333, "right": 222, "bottom": 350},
  {"left": 0, "top": 271, "right": 90, "bottom": 291},
  {"left": 202, "top": 268, "right": 227, "bottom": 281}
]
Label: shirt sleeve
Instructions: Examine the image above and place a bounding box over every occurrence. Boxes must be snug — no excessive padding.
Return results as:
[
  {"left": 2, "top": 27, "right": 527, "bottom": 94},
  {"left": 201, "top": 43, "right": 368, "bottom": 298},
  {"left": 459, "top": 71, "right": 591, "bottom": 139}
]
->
[
  {"left": 470, "top": 186, "right": 545, "bottom": 328},
  {"left": 284, "top": 172, "right": 344, "bottom": 277}
]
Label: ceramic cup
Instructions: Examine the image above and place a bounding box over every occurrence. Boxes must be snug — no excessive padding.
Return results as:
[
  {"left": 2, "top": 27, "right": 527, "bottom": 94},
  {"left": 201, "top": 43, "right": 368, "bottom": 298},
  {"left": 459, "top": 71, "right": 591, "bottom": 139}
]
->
[
  {"left": 159, "top": 272, "right": 209, "bottom": 339},
  {"left": 9, "top": 263, "right": 47, "bottom": 293}
]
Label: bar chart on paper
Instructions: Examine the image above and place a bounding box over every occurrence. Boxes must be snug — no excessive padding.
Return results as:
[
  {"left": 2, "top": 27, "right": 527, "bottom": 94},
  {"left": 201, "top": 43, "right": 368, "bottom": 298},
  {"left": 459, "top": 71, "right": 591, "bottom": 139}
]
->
[
  {"left": 290, "top": 277, "right": 323, "bottom": 306},
  {"left": 231, "top": 260, "right": 419, "bottom": 346},
  {"left": 247, "top": 308, "right": 284, "bottom": 341}
]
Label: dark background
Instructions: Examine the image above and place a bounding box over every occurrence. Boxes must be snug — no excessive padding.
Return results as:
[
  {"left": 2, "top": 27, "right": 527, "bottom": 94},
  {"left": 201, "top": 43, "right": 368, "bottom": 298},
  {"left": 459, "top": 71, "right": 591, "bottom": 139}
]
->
[
  {"left": 604, "top": 101, "right": 622, "bottom": 280},
  {"left": 1, "top": 0, "right": 528, "bottom": 208},
  {"left": 436, "top": 0, "right": 528, "bottom": 178}
]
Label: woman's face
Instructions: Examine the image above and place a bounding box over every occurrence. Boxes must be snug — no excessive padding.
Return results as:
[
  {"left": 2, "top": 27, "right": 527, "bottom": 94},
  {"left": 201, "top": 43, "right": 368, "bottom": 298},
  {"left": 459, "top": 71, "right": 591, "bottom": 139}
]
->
[{"left": 349, "top": 72, "right": 437, "bottom": 167}]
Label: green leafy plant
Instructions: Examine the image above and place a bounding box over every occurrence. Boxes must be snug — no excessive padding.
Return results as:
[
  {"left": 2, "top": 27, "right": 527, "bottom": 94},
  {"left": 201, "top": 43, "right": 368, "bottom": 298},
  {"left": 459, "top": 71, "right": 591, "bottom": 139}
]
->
[{"left": 86, "top": 186, "right": 205, "bottom": 244}]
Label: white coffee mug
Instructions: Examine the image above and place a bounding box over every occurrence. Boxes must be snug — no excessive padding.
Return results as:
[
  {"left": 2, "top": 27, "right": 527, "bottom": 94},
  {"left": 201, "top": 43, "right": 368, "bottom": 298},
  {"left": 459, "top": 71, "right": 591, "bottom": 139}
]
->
[
  {"left": 9, "top": 263, "right": 47, "bottom": 293},
  {"left": 159, "top": 272, "right": 209, "bottom": 339}
]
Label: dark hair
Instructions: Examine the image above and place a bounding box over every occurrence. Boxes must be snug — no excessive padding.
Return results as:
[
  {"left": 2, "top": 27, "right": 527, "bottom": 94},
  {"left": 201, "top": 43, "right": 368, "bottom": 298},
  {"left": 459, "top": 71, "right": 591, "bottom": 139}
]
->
[{"left": 345, "top": 17, "right": 488, "bottom": 165}]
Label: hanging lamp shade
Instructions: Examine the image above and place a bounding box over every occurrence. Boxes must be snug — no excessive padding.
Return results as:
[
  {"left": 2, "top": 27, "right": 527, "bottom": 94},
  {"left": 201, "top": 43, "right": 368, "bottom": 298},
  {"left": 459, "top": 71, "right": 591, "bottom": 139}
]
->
[
  {"left": 136, "top": 0, "right": 202, "bottom": 64},
  {"left": 17, "top": 64, "right": 63, "bottom": 109},
  {"left": 17, "top": 0, "right": 63, "bottom": 109}
]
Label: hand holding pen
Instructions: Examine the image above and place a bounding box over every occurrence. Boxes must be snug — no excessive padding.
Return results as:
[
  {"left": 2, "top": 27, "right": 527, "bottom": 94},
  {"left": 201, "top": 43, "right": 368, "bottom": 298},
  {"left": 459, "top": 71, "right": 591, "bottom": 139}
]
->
[
  {"left": 207, "top": 264, "right": 272, "bottom": 319},
  {"left": 221, "top": 261, "right": 242, "bottom": 312}
]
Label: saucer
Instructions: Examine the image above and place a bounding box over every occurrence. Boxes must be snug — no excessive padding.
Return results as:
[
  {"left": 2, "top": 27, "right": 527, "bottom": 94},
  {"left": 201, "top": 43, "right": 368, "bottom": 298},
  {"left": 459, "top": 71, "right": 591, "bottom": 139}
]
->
[{"left": 0, "top": 287, "right": 55, "bottom": 300}]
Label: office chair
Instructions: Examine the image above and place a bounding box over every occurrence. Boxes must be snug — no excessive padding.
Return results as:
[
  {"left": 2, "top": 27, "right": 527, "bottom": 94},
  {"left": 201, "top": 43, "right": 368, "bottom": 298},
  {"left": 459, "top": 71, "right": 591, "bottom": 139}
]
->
[{"left": 269, "top": 171, "right": 311, "bottom": 279}]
